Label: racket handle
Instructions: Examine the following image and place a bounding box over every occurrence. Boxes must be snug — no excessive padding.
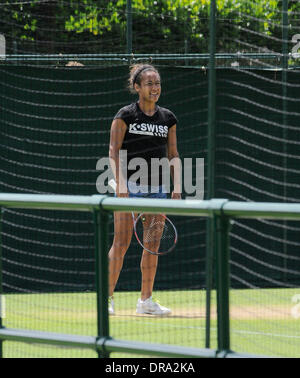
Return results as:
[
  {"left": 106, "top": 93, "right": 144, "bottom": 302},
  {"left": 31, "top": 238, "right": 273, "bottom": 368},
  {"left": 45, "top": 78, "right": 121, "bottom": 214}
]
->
[{"left": 108, "top": 179, "right": 117, "bottom": 193}]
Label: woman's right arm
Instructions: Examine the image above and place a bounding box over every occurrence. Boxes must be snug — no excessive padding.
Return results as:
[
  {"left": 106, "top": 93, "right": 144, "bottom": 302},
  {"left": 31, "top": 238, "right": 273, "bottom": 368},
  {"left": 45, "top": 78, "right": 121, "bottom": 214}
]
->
[{"left": 109, "top": 118, "right": 128, "bottom": 197}]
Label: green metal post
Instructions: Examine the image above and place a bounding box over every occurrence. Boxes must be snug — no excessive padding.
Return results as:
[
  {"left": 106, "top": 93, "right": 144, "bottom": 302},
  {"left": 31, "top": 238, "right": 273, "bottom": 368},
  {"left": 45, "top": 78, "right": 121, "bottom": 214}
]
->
[
  {"left": 205, "top": 0, "right": 217, "bottom": 349},
  {"left": 94, "top": 208, "right": 110, "bottom": 358},
  {"left": 0, "top": 208, "right": 3, "bottom": 358},
  {"left": 126, "top": 0, "right": 133, "bottom": 55},
  {"left": 282, "top": 0, "right": 288, "bottom": 282},
  {"left": 215, "top": 214, "right": 231, "bottom": 353},
  {"left": 184, "top": 11, "right": 190, "bottom": 66}
]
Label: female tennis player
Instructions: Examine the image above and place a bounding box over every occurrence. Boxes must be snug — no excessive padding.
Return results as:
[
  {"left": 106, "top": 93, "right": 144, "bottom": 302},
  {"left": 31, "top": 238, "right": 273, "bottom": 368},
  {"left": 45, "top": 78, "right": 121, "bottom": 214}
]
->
[{"left": 108, "top": 63, "right": 181, "bottom": 315}]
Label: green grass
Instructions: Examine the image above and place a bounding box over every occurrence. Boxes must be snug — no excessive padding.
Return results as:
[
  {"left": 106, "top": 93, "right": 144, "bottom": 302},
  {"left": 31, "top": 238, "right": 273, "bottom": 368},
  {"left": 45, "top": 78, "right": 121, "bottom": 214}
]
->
[{"left": 2, "top": 288, "right": 300, "bottom": 358}]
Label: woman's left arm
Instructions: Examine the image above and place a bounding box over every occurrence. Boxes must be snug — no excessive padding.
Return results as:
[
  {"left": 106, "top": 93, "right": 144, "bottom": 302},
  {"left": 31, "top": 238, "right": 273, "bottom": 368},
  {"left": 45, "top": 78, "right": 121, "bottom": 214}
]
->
[{"left": 167, "top": 125, "right": 181, "bottom": 199}]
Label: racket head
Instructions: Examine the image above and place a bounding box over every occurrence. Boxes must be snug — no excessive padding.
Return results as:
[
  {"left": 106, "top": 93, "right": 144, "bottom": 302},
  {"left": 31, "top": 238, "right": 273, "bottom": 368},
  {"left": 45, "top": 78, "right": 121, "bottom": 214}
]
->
[{"left": 133, "top": 213, "right": 178, "bottom": 256}]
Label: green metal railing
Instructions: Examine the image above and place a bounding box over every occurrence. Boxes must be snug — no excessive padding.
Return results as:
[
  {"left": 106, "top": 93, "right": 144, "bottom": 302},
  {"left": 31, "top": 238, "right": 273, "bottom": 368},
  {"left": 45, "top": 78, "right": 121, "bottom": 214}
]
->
[
  {"left": 0, "top": 193, "right": 300, "bottom": 358},
  {"left": 1, "top": 53, "right": 286, "bottom": 70}
]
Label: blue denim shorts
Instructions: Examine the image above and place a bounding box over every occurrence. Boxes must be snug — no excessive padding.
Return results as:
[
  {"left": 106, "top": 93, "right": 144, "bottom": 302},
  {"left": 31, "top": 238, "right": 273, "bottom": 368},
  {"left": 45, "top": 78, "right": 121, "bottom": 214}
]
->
[
  {"left": 115, "top": 182, "right": 167, "bottom": 199},
  {"left": 128, "top": 188, "right": 167, "bottom": 199}
]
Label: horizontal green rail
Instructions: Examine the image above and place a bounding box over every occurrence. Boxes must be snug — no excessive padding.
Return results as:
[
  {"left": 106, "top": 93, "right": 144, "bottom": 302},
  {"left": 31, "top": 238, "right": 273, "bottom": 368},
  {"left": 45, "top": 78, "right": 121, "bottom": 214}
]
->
[
  {"left": 0, "top": 328, "right": 96, "bottom": 350},
  {"left": 0, "top": 193, "right": 103, "bottom": 211},
  {"left": 1, "top": 53, "right": 285, "bottom": 64},
  {"left": 0, "top": 328, "right": 216, "bottom": 358},
  {"left": 0, "top": 328, "right": 268, "bottom": 358},
  {"left": 1, "top": 194, "right": 300, "bottom": 220},
  {"left": 222, "top": 201, "right": 300, "bottom": 220}
]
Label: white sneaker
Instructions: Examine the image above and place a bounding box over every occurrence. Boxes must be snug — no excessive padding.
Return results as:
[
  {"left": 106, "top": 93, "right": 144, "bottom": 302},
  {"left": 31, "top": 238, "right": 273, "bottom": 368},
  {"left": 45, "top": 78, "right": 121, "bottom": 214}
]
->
[
  {"left": 136, "top": 296, "right": 171, "bottom": 316},
  {"left": 109, "top": 297, "right": 115, "bottom": 315}
]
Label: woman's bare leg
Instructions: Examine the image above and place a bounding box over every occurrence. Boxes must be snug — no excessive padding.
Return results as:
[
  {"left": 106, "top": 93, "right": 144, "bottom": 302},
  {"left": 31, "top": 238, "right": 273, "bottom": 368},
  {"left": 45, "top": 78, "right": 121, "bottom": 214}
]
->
[
  {"left": 108, "top": 211, "right": 133, "bottom": 297},
  {"left": 140, "top": 214, "right": 165, "bottom": 300}
]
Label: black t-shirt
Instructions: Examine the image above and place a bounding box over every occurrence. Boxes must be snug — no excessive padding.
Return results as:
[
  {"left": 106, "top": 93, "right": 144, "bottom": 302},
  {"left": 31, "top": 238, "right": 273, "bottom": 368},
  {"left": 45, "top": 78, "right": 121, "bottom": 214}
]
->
[{"left": 114, "top": 102, "right": 177, "bottom": 186}]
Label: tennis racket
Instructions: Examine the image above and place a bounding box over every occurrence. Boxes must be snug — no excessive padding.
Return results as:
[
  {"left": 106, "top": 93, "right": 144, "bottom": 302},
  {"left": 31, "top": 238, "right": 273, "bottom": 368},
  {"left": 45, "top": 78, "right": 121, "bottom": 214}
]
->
[{"left": 108, "top": 179, "right": 178, "bottom": 256}]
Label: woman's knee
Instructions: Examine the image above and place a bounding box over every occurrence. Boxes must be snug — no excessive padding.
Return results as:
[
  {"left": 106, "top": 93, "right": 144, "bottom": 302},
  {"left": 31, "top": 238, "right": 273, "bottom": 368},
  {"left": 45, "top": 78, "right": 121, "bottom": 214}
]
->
[{"left": 110, "top": 239, "right": 131, "bottom": 256}]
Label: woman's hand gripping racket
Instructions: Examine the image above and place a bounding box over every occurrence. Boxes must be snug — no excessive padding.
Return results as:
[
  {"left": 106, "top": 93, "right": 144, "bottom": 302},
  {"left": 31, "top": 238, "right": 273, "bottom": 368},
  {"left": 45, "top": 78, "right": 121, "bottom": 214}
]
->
[{"left": 108, "top": 179, "right": 178, "bottom": 256}]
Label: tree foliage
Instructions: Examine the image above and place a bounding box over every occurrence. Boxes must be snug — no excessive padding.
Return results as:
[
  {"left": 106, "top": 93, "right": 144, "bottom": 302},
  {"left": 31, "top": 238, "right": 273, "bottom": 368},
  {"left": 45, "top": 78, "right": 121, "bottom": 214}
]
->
[{"left": 1, "top": 0, "right": 299, "bottom": 55}]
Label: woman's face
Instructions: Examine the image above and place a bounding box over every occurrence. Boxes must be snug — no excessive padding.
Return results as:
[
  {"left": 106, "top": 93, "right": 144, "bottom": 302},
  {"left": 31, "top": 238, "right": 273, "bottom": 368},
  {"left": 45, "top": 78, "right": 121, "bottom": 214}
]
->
[{"left": 135, "top": 70, "right": 161, "bottom": 104}]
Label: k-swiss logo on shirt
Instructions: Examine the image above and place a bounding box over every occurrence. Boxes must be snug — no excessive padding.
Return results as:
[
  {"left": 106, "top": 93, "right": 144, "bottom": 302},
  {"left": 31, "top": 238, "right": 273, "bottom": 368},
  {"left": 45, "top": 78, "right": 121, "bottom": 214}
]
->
[{"left": 129, "top": 123, "right": 169, "bottom": 138}]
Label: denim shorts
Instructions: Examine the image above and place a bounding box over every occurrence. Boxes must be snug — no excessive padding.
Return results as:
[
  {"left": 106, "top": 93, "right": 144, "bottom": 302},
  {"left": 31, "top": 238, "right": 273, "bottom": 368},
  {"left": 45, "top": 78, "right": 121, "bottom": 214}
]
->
[
  {"left": 115, "top": 182, "right": 168, "bottom": 199},
  {"left": 128, "top": 188, "right": 167, "bottom": 199}
]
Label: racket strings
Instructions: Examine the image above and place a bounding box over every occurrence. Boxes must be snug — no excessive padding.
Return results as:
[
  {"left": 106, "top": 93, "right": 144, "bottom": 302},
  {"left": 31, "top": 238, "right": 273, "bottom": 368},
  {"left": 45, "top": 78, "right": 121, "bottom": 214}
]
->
[
  {"left": 135, "top": 214, "right": 177, "bottom": 254},
  {"left": 143, "top": 220, "right": 165, "bottom": 243}
]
